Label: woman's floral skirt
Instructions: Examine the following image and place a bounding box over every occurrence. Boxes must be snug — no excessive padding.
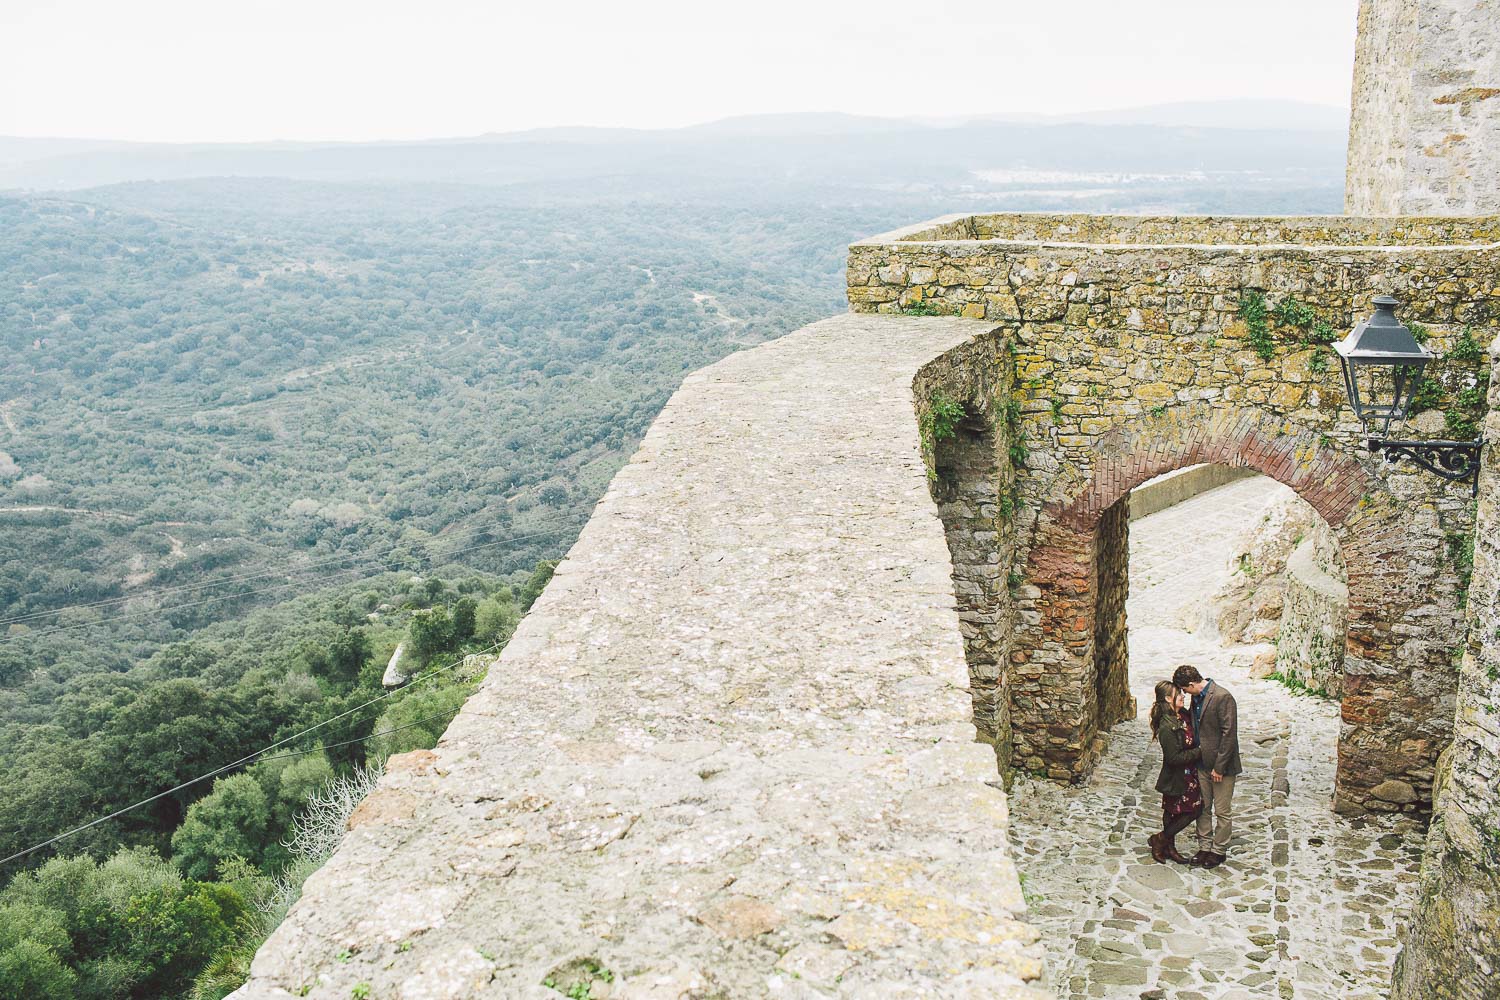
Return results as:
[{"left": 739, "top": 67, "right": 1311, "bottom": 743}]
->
[{"left": 1163, "top": 767, "right": 1202, "bottom": 818}]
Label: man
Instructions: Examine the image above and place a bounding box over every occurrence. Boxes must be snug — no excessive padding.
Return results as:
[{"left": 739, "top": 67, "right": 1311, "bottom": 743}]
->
[{"left": 1172, "top": 664, "right": 1241, "bottom": 869}]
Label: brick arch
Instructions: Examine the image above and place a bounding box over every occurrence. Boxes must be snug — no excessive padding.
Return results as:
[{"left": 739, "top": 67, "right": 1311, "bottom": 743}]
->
[
  {"left": 1012, "top": 404, "right": 1426, "bottom": 811},
  {"left": 1048, "top": 406, "right": 1377, "bottom": 534}
]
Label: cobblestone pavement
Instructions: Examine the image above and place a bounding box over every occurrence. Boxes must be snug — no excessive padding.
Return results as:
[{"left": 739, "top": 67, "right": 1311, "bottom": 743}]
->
[{"left": 1010, "top": 476, "right": 1427, "bottom": 1000}]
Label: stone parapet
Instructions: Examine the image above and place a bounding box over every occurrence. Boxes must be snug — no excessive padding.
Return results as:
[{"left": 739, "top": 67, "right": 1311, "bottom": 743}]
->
[
  {"left": 231, "top": 315, "right": 1048, "bottom": 1000},
  {"left": 860, "top": 212, "right": 1500, "bottom": 248},
  {"left": 913, "top": 332, "right": 1020, "bottom": 777},
  {"left": 849, "top": 212, "right": 1492, "bottom": 809},
  {"left": 1128, "top": 464, "right": 1258, "bottom": 521},
  {"left": 1277, "top": 526, "right": 1350, "bottom": 700},
  {"left": 849, "top": 212, "right": 1500, "bottom": 329}
]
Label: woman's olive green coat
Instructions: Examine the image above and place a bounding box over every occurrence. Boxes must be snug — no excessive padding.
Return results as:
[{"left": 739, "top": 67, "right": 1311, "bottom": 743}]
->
[{"left": 1155, "top": 716, "right": 1202, "bottom": 796}]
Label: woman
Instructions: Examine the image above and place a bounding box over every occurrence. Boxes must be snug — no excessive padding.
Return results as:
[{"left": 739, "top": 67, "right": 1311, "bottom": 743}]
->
[{"left": 1148, "top": 679, "right": 1202, "bottom": 864}]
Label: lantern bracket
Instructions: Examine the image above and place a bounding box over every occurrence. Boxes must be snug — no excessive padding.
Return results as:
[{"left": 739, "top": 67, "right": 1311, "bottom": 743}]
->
[{"left": 1367, "top": 436, "right": 1484, "bottom": 496}]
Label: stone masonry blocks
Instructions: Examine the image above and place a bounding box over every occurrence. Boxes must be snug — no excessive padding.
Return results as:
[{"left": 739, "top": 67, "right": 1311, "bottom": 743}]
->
[
  {"left": 849, "top": 213, "right": 1493, "bottom": 810},
  {"left": 915, "top": 331, "right": 1019, "bottom": 777}
]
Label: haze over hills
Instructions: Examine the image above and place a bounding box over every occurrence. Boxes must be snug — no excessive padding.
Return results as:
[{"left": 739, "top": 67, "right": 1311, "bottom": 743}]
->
[
  {"left": 915, "top": 98, "right": 1350, "bottom": 131},
  {"left": 0, "top": 99, "right": 1347, "bottom": 193}
]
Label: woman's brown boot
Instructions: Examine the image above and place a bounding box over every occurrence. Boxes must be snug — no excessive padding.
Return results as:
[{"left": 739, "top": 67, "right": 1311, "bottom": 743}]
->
[{"left": 1148, "top": 833, "right": 1168, "bottom": 864}]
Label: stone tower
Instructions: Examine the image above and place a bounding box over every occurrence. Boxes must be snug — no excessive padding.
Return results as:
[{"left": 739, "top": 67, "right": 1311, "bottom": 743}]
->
[{"left": 1346, "top": 0, "right": 1500, "bottom": 214}]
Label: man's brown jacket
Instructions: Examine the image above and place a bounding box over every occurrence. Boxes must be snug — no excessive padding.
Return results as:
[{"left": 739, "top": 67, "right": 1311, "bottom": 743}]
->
[{"left": 1196, "top": 681, "right": 1242, "bottom": 777}]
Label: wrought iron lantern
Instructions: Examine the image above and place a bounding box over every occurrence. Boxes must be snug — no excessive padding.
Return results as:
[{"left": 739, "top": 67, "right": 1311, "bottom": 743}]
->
[{"left": 1334, "top": 296, "right": 1482, "bottom": 493}]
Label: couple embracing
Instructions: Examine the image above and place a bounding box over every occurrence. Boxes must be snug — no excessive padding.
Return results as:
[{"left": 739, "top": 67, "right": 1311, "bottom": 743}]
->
[{"left": 1147, "top": 664, "right": 1241, "bottom": 869}]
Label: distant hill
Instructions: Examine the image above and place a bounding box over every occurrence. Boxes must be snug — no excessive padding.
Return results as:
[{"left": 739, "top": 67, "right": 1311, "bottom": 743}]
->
[
  {"left": 0, "top": 136, "right": 138, "bottom": 166},
  {"left": 685, "top": 112, "right": 917, "bottom": 136},
  {"left": 0, "top": 103, "right": 1346, "bottom": 193},
  {"left": 918, "top": 99, "right": 1349, "bottom": 133}
]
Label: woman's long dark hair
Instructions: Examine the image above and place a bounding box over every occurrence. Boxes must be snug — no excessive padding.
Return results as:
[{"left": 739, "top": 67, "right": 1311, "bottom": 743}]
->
[{"left": 1149, "top": 679, "right": 1179, "bottom": 742}]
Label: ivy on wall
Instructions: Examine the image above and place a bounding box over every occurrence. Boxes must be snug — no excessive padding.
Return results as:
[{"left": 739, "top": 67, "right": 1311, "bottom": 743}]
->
[
  {"left": 1238, "top": 291, "right": 1338, "bottom": 363},
  {"left": 918, "top": 389, "right": 965, "bottom": 481},
  {"left": 1408, "top": 328, "right": 1489, "bottom": 439},
  {"left": 1235, "top": 292, "right": 1490, "bottom": 439}
]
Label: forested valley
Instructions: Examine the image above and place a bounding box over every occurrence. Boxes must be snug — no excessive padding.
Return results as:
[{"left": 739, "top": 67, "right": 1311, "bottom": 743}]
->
[{"left": 0, "top": 121, "right": 1344, "bottom": 997}]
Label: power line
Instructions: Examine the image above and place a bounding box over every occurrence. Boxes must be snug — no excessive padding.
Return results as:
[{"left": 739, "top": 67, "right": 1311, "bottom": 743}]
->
[
  {"left": 256, "top": 663, "right": 490, "bottom": 764},
  {"left": 0, "top": 639, "right": 501, "bottom": 868},
  {"left": 0, "top": 503, "right": 593, "bottom": 629},
  {"left": 255, "top": 706, "right": 466, "bottom": 764}
]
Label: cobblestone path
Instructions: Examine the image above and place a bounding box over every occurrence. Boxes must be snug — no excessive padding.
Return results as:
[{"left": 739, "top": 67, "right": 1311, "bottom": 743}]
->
[{"left": 1009, "top": 476, "right": 1427, "bottom": 1000}]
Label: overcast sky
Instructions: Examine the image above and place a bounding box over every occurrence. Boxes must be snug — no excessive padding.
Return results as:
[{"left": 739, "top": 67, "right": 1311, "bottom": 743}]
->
[{"left": 2, "top": 0, "right": 1361, "bottom": 143}]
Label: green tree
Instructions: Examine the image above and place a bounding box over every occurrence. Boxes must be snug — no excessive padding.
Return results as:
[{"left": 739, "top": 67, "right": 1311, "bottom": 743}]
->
[
  {"left": 407, "top": 607, "right": 453, "bottom": 662},
  {"left": 251, "top": 753, "right": 334, "bottom": 872},
  {"left": 0, "top": 855, "right": 96, "bottom": 929},
  {"left": 326, "top": 628, "right": 371, "bottom": 683},
  {"left": 115, "top": 881, "right": 247, "bottom": 997},
  {"left": 0, "top": 900, "right": 71, "bottom": 956},
  {"left": 0, "top": 939, "right": 78, "bottom": 999},
  {"left": 451, "top": 597, "right": 478, "bottom": 642},
  {"left": 365, "top": 683, "right": 470, "bottom": 766},
  {"left": 170, "top": 774, "right": 270, "bottom": 880},
  {"left": 419, "top": 577, "right": 447, "bottom": 604},
  {"left": 95, "top": 678, "right": 245, "bottom": 843},
  {"left": 75, "top": 954, "right": 139, "bottom": 1000},
  {"left": 520, "top": 560, "right": 557, "bottom": 612},
  {"left": 473, "top": 596, "right": 519, "bottom": 644}
]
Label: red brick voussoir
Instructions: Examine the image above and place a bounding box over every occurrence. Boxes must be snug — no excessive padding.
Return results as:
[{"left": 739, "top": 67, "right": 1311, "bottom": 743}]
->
[{"left": 1046, "top": 406, "right": 1376, "bottom": 535}]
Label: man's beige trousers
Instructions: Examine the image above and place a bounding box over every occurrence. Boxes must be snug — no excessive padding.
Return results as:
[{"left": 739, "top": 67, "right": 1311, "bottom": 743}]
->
[{"left": 1197, "top": 770, "right": 1236, "bottom": 856}]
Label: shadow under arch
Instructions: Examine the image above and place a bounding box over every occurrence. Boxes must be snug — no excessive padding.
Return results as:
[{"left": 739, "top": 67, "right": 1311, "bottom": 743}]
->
[{"left": 1013, "top": 402, "right": 1430, "bottom": 813}]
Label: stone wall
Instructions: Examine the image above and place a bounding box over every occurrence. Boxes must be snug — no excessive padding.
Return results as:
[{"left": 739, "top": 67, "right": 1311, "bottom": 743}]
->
[
  {"left": 1128, "top": 464, "right": 1258, "bottom": 521},
  {"left": 1391, "top": 334, "right": 1500, "bottom": 998},
  {"left": 1278, "top": 522, "right": 1350, "bottom": 700},
  {"left": 231, "top": 315, "right": 1051, "bottom": 999},
  {"left": 1092, "top": 498, "right": 1134, "bottom": 736},
  {"left": 1209, "top": 488, "right": 1350, "bottom": 699},
  {"left": 857, "top": 213, "right": 1500, "bottom": 253},
  {"left": 849, "top": 212, "right": 1493, "bottom": 810},
  {"left": 915, "top": 331, "right": 1019, "bottom": 777},
  {"left": 1346, "top": 0, "right": 1420, "bottom": 216},
  {"left": 1347, "top": 0, "right": 1500, "bottom": 215},
  {"left": 1212, "top": 487, "right": 1321, "bottom": 646}
]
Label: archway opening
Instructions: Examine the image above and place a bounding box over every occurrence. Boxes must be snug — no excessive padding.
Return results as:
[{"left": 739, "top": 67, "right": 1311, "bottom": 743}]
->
[{"left": 1008, "top": 465, "right": 1429, "bottom": 996}]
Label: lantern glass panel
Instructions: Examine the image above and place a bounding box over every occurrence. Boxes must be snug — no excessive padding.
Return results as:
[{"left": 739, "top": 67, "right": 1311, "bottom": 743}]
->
[{"left": 1338, "top": 356, "right": 1427, "bottom": 435}]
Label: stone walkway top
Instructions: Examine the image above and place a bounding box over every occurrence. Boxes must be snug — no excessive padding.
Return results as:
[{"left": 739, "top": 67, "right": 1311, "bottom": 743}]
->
[{"left": 234, "top": 315, "right": 1048, "bottom": 1000}]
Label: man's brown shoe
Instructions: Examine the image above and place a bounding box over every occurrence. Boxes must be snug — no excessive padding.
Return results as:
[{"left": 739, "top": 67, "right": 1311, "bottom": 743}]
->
[
  {"left": 1187, "top": 850, "right": 1212, "bottom": 867},
  {"left": 1203, "top": 852, "right": 1227, "bottom": 869}
]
